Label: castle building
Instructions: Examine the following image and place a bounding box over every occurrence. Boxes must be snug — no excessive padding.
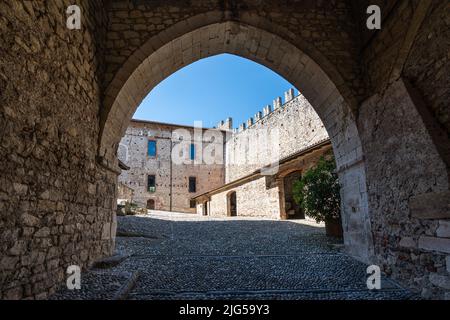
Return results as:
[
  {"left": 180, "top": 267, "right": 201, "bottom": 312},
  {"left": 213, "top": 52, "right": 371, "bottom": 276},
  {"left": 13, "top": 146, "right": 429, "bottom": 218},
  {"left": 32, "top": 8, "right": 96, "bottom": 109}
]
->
[
  {"left": 117, "top": 119, "right": 227, "bottom": 213},
  {"left": 118, "top": 89, "right": 331, "bottom": 218}
]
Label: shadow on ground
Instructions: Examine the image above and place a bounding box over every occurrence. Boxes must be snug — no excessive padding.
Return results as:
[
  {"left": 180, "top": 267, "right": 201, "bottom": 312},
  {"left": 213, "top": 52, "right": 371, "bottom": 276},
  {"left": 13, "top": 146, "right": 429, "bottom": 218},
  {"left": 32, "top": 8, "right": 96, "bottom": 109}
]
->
[{"left": 51, "top": 213, "right": 419, "bottom": 300}]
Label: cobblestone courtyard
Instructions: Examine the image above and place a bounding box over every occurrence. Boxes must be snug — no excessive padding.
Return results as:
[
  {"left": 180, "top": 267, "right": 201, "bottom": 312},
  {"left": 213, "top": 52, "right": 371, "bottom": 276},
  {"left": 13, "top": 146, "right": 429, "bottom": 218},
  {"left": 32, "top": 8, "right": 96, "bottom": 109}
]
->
[{"left": 52, "top": 211, "right": 417, "bottom": 300}]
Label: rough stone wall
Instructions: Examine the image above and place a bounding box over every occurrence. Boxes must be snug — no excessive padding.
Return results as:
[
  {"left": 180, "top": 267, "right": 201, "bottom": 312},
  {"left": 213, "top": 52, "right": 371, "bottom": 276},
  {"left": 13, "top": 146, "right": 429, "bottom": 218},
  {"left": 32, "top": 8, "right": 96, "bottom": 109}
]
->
[
  {"left": 0, "top": 1, "right": 116, "bottom": 299},
  {"left": 202, "top": 145, "right": 333, "bottom": 220},
  {"left": 361, "top": 0, "right": 414, "bottom": 93},
  {"left": 118, "top": 121, "right": 225, "bottom": 213},
  {"left": 362, "top": 0, "right": 450, "bottom": 135},
  {"left": 357, "top": 0, "right": 450, "bottom": 298},
  {"left": 117, "top": 182, "right": 134, "bottom": 204},
  {"left": 207, "top": 177, "right": 280, "bottom": 220},
  {"left": 171, "top": 160, "right": 225, "bottom": 213},
  {"left": 1, "top": 0, "right": 449, "bottom": 301},
  {"left": 403, "top": 1, "right": 450, "bottom": 135},
  {"left": 350, "top": 0, "right": 399, "bottom": 46},
  {"left": 359, "top": 78, "right": 450, "bottom": 299},
  {"left": 205, "top": 90, "right": 330, "bottom": 219},
  {"left": 103, "top": 0, "right": 363, "bottom": 101},
  {"left": 226, "top": 93, "right": 329, "bottom": 182},
  {"left": 99, "top": 11, "right": 376, "bottom": 266},
  {"left": 118, "top": 122, "right": 172, "bottom": 210}
]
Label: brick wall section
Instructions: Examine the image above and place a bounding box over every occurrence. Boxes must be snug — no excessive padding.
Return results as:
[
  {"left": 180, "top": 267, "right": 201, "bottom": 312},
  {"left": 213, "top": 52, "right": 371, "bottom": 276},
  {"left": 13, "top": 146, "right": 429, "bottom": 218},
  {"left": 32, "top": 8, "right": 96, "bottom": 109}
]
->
[
  {"left": 118, "top": 121, "right": 225, "bottom": 213},
  {"left": 0, "top": 1, "right": 115, "bottom": 299}
]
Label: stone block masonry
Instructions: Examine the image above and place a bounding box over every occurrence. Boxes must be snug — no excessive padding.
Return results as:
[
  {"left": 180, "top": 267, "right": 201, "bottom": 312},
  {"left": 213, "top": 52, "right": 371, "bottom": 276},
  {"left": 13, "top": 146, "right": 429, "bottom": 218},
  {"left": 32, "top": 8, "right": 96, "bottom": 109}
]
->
[
  {"left": 419, "top": 237, "right": 450, "bottom": 254},
  {"left": 359, "top": 78, "right": 449, "bottom": 299},
  {"left": 0, "top": 1, "right": 115, "bottom": 299},
  {"left": 1, "top": 0, "right": 449, "bottom": 300},
  {"left": 119, "top": 88, "right": 327, "bottom": 220},
  {"left": 208, "top": 177, "right": 280, "bottom": 220},
  {"left": 195, "top": 89, "right": 331, "bottom": 220}
]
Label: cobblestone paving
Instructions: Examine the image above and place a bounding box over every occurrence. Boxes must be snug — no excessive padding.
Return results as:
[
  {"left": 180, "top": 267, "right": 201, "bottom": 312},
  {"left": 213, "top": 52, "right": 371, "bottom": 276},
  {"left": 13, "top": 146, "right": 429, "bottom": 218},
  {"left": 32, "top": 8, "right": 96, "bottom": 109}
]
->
[{"left": 52, "top": 211, "right": 419, "bottom": 300}]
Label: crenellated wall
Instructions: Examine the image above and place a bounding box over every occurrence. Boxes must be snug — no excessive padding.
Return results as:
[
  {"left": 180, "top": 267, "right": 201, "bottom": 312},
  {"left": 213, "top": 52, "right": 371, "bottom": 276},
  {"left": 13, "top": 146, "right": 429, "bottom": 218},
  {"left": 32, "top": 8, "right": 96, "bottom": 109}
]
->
[{"left": 225, "top": 89, "right": 329, "bottom": 183}]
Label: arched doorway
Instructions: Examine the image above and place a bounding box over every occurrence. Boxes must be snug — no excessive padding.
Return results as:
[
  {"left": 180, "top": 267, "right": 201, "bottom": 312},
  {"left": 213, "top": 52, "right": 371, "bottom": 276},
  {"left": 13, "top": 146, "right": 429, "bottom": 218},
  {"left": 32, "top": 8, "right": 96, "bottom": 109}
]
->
[
  {"left": 2, "top": 2, "right": 448, "bottom": 300},
  {"left": 227, "top": 191, "right": 237, "bottom": 217},
  {"left": 283, "top": 171, "right": 305, "bottom": 220},
  {"left": 146, "top": 199, "right": 155, "bottom": 210}
]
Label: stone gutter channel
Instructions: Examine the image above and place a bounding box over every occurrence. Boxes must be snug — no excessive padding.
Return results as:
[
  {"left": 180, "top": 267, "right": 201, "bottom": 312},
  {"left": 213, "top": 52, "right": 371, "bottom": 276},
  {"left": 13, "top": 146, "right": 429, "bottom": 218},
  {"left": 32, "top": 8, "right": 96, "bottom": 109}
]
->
[
  {"left": 91, "top": 253, "right": 140, "bottom": 300},
  {"left": 112, "top": 270, "right": 140, "bottom": 300}
]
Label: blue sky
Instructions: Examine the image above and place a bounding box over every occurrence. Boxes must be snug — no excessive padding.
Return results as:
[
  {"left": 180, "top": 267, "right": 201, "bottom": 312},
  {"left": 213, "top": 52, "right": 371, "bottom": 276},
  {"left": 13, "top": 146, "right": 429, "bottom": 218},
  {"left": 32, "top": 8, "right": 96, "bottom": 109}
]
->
[{"left": 133, "top": 54, "right": 296, "bottom": 129}]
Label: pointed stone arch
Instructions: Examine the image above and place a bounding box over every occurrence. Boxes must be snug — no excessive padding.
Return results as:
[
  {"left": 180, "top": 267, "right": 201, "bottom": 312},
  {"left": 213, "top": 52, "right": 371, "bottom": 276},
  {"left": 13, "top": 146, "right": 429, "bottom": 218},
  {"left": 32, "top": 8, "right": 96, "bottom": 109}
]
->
[{"left": 98, "top": 19, "right": 374, "bottom": 262}]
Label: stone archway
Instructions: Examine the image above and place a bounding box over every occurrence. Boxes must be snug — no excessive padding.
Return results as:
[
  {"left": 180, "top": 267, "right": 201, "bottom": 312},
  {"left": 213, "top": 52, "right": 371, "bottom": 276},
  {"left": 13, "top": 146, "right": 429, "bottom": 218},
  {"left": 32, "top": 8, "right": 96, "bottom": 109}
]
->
[
  {"left": 283, "top": 171, "right": 304, "bottom": 220},
  {"left": 1, "top": 0, "right": 448, "bottom": 300},
  {"left": 98, "top": 20, "right": 374, "bottom": 262}
]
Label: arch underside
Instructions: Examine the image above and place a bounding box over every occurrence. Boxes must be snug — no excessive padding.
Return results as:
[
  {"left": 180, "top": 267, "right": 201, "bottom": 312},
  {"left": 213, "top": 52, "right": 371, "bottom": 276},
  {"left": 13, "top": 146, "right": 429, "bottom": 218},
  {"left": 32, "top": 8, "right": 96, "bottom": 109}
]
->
[{"left": 100, "top": 20, "right": 374, "bottom": 262}]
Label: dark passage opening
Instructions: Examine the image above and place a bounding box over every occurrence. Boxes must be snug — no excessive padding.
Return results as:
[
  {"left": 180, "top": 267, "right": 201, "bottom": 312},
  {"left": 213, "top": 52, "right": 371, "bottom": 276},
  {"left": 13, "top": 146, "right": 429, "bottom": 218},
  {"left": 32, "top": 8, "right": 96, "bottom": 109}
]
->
[
  {"left": 228, "top": 191, "right": 237, "bottom": 217},
  {"left": 284, "top": 171, "right": 305, "bottom": 219},
  {"left": 147, "top": 199, "right": 155, "bottom": 210}
]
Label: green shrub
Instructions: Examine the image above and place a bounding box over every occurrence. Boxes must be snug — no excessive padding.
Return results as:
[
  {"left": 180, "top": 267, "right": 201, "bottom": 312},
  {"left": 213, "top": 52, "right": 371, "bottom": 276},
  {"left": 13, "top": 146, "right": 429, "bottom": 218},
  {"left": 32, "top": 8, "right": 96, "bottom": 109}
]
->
[{"left": 292, "top": 156, "right": 341, "bottom": 223}]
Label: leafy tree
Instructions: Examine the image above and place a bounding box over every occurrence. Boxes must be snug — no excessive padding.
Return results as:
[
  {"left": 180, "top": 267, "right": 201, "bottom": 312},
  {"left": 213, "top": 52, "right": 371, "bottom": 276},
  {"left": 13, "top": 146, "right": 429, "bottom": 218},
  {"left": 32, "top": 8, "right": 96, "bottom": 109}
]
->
[{"left": 293, "top": 156, "right": 341, "bottom": 223}]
